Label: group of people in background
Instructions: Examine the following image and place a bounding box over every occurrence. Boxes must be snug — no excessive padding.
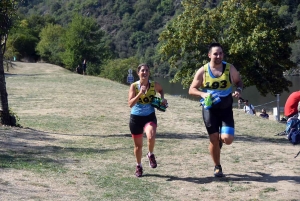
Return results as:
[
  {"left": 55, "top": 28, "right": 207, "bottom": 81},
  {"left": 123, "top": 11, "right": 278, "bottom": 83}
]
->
[
  {"left": 238, "top": 90, "right": 300, "bottom": 121},
  {"left": 238, "top": 98, "right": 269, "bottom": 119}
]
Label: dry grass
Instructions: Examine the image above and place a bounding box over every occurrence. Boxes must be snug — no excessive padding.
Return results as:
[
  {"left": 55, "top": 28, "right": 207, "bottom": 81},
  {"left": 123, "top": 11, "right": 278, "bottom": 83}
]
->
[{"left": 0, "top": 62, "right": 299, "bottom": 201}]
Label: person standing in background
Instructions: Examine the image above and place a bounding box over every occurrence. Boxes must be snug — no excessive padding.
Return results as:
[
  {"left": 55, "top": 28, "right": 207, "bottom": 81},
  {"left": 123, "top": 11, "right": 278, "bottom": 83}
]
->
[
  {"left": 243, "top": 100, "right": 256, "bottom": 115},
  {"left": 82, "top": 59, "right": 87, "bottom": 75}
]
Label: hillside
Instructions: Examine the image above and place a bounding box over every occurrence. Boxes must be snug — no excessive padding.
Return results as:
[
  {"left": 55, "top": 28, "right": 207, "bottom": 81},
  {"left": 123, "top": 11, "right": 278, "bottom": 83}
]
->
[{"left": 18, "top": 0, "right": 184, "bottom": 59}]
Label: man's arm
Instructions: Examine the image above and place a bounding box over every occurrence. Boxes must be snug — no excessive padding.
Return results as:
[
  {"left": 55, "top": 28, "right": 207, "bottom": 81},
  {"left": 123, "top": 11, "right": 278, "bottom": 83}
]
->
[
  {"left": 230, "top": 65, "right": 243, "bottom": 98},
  {"left": 188, "top": 67, "right": 209, "bottom": 99}
]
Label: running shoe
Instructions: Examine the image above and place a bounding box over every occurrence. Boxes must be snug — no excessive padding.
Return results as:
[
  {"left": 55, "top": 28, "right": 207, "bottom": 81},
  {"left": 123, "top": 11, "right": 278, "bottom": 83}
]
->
[
  {"left": 214, "top": 165, "right": 224, "bottom": 177},
  {"left": 147, "top": 153, "right": 157, "bottom": 168},
  {"left": 135, "top": 165, "right": 143, "bottom": 177}
]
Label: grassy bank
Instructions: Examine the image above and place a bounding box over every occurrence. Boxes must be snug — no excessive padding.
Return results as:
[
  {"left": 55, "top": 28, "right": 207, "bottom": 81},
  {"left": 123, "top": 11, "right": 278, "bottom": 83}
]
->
[{"left": 0, "top": 62, "right": 299, "bottom": 201}]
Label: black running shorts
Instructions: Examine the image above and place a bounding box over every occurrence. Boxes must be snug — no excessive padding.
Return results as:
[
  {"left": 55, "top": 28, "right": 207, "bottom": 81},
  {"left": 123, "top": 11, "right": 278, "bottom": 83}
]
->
[
  {"left": 129, "top": 112, "right": 157, "bottom": 135},
  {"left": 202, "top": 95, "right": 234, "bottom": 135}
]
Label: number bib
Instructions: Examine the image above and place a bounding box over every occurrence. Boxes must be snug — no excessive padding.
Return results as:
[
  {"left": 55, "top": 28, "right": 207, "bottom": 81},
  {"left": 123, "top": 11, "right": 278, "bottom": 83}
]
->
[
  {"left": 201, "top": 61, "right": 233, "bottom": 97},
  {"left": 134, "top": 80, "right": 156, "bottom": 104},
  {"left": 131, "top": 80, "right": 156, "bottom": 116}
]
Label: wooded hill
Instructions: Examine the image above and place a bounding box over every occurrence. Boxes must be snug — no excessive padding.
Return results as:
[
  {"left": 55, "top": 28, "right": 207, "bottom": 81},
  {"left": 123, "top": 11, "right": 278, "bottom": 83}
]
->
[{"left": 6, "top": 0, "right": 300, "bottom": 80}]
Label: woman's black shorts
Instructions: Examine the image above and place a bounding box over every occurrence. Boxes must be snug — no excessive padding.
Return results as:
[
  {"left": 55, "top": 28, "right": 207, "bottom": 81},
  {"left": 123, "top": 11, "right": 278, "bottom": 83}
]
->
[{"left": 129, "top": 112, "right": 157, "bottom": 136}]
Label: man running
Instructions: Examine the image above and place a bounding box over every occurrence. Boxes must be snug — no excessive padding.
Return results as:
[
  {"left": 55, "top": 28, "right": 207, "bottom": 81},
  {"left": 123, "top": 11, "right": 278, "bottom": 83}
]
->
[{"left": 189, "top": 43, "right": 243, "bottom": 177}]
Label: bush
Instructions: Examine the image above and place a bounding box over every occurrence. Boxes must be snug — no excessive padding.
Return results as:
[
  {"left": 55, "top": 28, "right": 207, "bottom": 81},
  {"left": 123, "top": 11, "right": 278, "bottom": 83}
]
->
[{"left": 100, "top": 57, "right": 140, "bottom": 84}]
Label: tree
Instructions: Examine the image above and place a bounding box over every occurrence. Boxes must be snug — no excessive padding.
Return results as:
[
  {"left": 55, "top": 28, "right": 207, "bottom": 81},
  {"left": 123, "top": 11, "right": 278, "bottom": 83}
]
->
[
  {"left": 100, "top": 57, "right": 140, "bottom": 84},
  {"left": 159, "top": 0, "right": 298, "bottom": 96},
  {"left": 5, "top": 15, "right": 55, "bottom": 62},
  {"left": 61, "top": 14, "right": 111, "bottom": 72},
  {"left": 36, "top": 24, "right": 65, "bottom": 65},
  {"left": 0, "top": 0, "right": 21, "bottom": 125}
]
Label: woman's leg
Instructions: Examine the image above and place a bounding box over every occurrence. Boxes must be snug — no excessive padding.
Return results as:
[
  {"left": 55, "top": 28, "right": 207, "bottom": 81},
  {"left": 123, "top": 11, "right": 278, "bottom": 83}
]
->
[
  {"left": 133, "top": 136, "right": 143, "bottom": 164},
  {"left": 144, "top": 122, "right": 157, "bottom": 154},
  {"left": 144, "top": 122, "right": 157, "bottom": 168}
]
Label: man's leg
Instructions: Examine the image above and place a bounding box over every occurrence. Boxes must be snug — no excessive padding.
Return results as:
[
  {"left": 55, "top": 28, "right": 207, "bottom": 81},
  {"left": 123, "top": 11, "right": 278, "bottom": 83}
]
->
[
  {"left": 209, "top": 132, "right": 221, "bottom": 166},
  {"left": 221, "top": 134, "right": 234, "bottom": 145}
]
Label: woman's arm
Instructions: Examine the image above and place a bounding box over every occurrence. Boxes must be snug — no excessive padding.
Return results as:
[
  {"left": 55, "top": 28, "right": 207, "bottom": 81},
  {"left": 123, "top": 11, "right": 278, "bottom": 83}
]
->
[
  {"left": 154, "top": 82, "right": 167, "bottom": 105},
  {"left": 128, "top": 84, "right": 143, "bottom": 108}
]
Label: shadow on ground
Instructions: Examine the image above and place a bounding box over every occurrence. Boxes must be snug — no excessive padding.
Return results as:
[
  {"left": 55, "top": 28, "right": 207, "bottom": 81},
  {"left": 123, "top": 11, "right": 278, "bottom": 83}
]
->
[
  {"left": 144, "top": 172, "right": 300, "bottom": 184},
  {"left": 0, "top": 127, "right": 128, "bottom": 170}
]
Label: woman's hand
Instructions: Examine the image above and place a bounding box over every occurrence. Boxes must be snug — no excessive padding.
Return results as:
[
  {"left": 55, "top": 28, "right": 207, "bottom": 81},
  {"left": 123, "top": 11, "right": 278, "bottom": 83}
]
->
[
  {"left": 140, "top": 85, "right": 147, "bottom": 94},
  {"left": 161, "top": 98, "right": 168, "bottom": 106}
]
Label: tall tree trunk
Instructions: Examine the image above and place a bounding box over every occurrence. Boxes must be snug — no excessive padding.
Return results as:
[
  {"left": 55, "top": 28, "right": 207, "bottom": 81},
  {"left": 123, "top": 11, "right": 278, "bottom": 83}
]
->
[{"left": 0, "top": 50, "right": 11, "bottom": 125}]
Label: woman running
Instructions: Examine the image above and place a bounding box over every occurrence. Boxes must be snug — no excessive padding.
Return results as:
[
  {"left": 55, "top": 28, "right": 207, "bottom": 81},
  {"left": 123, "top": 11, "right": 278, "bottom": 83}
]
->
[{"left": 128, "top": 63, "right": 168, "bottom": 177}]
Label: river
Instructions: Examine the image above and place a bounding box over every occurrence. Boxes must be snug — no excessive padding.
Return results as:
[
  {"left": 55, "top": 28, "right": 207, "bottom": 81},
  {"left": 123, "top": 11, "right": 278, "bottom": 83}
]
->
[{"left": 154, "top": 76, "right": 300, "bottom": 113}]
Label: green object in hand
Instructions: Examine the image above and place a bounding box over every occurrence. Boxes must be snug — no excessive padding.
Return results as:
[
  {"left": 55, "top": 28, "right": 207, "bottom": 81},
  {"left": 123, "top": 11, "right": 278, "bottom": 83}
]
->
[{"left": 204, "top": 94, "right": 212, "bottom": 107}]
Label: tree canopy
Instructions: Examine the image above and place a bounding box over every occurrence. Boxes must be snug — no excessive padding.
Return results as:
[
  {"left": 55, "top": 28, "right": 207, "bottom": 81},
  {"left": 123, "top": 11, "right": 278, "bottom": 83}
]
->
[
  {"left": 36, "top": 23, "right": 65, "bottom": 65},
  {"left": 159, "top": 0, "right": 298, "bottom": 96},
  {"left": 61, "top": 14, "right": 111, "bottom": 72},
  {"left": 0, "top": 0, "right": 19, "bottom": 55}
]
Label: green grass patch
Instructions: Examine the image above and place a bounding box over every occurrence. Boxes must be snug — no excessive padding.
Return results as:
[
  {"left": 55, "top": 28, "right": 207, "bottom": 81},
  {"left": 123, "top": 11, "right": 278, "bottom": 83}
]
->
[{"left": 0, "top": 153, "right": 67, "bottom": 173}]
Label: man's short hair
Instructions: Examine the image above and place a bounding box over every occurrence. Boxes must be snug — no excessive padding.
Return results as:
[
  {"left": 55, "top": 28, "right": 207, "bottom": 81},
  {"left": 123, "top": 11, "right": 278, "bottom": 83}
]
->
[{"left": 208, "top": 42, "right": 223, "bottom": 53}]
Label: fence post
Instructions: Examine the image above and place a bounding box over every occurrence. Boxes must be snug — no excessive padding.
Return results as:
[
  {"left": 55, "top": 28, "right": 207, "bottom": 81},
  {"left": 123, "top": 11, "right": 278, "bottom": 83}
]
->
[{"left": 276, "top": 94, "right": 280, "bottom": 122}]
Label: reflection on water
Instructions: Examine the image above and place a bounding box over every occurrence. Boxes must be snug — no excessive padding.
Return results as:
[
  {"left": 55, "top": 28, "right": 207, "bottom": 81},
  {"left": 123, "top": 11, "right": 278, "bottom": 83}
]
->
[{"left": 154, "top": 76, "right": 300, "bottom": 112}]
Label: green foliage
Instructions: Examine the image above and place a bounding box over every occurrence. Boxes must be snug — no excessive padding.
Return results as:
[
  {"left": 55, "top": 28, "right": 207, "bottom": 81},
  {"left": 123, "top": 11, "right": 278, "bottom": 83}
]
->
[
  {"left": 15, "top": 0, "right": 181, "bottom": 75},
  {"left": 0, "top": 0, "right": 21, "bottom": 55},
  {"left": 8, "top": 107, "right": 20, "bottom": 127},
  {"left": 157, "top": 0, "right": 175, "bottom": 16},
  {"left": 5, "top": 15, "right": 55, "bottom": 60},
  {"left": 290, "top": 40, "right": 300, "bottom": 64},
  {"left": 86, "top": 63, "right": 102, "bottom": 76},
  {"left": 159, "top": 0, "right": 298, "bottom": 96},
  {"left": 278, "top": 5, "right": 293, "bottom": 23},
  {"left": 4, "top": 37, "right": 18, "bottom": 60},
  {"left": 13, "top": 0, "right": 300, "bottom": 83},
  {"left": 26, "top": 15, "right": 57, "bottom": 39},
  {"left": 0, "top": 107, "right": 21, "bottom": 127},
  {"left": 13, "top": 32, "right": 38, "bottom": 59},
  {"left": 61, "top": 14, "right": 110, "bottom": 71},
  {"left": 36, "top": 24, "right": 65, "bottom": 65},
  {"left": 100, "top": 57, "right": 140, "bottom": 84}
]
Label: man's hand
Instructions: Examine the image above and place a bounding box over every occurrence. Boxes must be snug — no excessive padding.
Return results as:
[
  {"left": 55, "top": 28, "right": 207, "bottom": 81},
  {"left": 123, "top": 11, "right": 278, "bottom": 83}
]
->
[{"left": 232, "top": 91, "right": 241, "bottom": 98}]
